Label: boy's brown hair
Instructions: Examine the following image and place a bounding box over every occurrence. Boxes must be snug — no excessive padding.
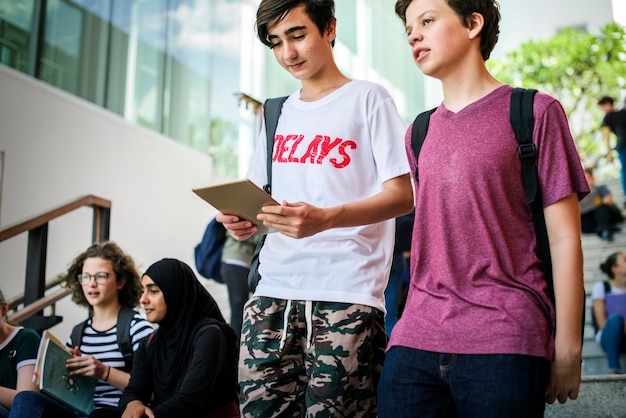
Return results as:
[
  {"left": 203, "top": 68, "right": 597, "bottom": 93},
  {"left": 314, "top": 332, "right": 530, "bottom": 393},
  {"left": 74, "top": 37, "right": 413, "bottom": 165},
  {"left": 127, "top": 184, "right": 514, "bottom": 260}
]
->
[
  {"left": 394, "top": 0, "right": 501, "bottom": 61},
  {"left": 256, "top": 0, "right": 336, "bottom": 48}
]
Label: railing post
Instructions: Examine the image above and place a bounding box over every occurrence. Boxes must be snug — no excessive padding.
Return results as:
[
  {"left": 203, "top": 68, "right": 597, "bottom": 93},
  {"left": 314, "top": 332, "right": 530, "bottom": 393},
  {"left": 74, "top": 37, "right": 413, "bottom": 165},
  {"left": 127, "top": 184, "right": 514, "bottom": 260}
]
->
[
  {"left": 24, "top": 223, "right": 48, "bottom": 308},
  {"left": 1, "top": 194, "right": 111, "bottom": 331},
  {"left": 93, "top": 206, "right": 110, "bottom": 242},
  {"left": 22, "top": 223, "right": 62, "bottom": 331}
]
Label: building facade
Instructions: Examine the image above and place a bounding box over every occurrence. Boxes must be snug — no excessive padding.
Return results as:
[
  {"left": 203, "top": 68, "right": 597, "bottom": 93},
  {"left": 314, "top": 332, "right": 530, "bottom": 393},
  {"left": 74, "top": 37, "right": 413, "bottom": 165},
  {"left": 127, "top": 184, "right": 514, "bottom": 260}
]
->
[
  {"left": 0, "top": 0, "right": 424, "bottom": 333},
  {"left": 0, "top": 0, "right": 620, "bottom": 333}
]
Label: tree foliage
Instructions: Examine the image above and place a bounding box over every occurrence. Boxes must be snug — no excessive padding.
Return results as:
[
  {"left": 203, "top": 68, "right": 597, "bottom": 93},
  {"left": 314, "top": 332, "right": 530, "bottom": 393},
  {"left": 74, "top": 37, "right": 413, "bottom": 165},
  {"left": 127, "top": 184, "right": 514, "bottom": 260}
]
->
[{"left": 488, "top": 22, "right": 626, "bottom": 169}]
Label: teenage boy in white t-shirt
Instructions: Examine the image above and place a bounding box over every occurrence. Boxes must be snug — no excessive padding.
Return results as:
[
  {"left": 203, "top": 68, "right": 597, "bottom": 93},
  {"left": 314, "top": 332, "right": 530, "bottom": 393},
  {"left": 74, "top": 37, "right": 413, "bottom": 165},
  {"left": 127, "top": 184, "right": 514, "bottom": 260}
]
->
[{"left": 216, "top": 1, "right": 413, "bottom": 416}]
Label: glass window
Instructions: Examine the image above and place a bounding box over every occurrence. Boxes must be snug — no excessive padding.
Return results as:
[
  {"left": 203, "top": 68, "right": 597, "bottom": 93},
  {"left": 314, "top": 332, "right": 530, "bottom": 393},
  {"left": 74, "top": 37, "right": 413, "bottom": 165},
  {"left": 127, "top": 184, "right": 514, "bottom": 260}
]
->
[
  {"left": 109, "top": 0, "right": 167, "bottom": 131},
  {"left": 40, "top": 0, "right": 111, "bottom": 103},
  {"left": 0, "top": 0, "right": 36, "bottom": 72}
]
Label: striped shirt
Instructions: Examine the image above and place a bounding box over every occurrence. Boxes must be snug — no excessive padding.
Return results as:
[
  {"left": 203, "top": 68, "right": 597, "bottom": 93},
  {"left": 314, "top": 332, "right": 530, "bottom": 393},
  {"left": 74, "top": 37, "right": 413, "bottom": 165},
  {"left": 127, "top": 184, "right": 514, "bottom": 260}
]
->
[{"left": 66, "top": 312, "right": 153, "bottom": 409}]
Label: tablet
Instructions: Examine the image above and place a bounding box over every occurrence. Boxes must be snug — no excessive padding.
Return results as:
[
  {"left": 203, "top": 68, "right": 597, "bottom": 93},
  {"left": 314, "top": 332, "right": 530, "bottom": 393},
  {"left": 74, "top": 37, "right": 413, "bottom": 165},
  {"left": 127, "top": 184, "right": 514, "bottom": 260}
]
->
[{"left": 193, "top": 179, "right": 279, "bottom": 235}]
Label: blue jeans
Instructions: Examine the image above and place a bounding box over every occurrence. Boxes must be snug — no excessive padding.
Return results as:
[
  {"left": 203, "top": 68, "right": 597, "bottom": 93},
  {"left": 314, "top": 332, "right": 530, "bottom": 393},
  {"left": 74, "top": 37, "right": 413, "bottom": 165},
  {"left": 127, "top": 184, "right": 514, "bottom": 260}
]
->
[
  {"left": 8, "top": 391, "right": 85, "bottom": 418},
  {"left": 0, "top": 404, "right": 9, "bottom": 418},
  {"left": 378, "top": 346, "right": 550, "bottom": 418},
  {"left": 600, "top": 314, "right": 626, "bottom": 372},
  {"left": 617, "top": 147, "right": 626, "bottom": 199}
]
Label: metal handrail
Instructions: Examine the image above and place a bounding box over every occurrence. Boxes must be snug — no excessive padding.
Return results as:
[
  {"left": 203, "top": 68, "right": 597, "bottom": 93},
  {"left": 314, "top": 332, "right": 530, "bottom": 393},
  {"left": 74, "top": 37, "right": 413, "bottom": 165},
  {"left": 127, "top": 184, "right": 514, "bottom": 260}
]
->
[
  {"left": 0, "top": 194, "right": 111, "bottom": 242},
  {"left": 6, "top": 276, "right": 65, "bottom": 312},
  {"left": 1, "top": 194, "right": 111, "bottom": 330},
  {"left": 7, "top": 288, "right": 71, "bottom": 324}
]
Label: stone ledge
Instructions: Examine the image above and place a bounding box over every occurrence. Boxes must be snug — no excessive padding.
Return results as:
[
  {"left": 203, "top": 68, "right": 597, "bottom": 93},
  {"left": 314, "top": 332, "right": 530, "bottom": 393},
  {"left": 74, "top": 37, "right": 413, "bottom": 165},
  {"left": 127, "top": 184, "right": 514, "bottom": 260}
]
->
[{"left": 544, "top": 374, "right": 626, "bottom": 418}]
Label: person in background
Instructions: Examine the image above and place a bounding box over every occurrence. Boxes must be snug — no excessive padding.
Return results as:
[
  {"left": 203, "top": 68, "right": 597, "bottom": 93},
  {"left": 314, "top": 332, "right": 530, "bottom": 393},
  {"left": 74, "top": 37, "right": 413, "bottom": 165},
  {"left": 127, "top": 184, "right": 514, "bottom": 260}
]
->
[
  {"left": 9, "top": 241, "right": 153, "bottom": 418},
  {"left": 379, "top": 1, "right": 588, "bottom": 416},
  {"left": 217, "top": 1, "right": 413, "bottom": 416},
  {"left": 0, "top": 289, "right": 40, "bottom": 418},
  {"left": 595, "top": 252, "right": 626, "bottom": 374},
  {"left": 598, "top": 95, "right": 626, "bottom": 205},
  {"left": 221, "top": 234, "right": 260, "bottom": 341},
  {"left": 579, "top": 167, "right": 623, "bottom": 241},
  {"left": 119, "top": 258, "right": 239, "bottom": 418}
]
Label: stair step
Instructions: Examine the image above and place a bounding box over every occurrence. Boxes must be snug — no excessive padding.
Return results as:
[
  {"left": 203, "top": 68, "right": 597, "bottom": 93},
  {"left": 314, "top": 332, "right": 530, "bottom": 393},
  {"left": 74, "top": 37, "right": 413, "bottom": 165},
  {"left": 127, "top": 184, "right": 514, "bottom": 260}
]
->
[
  {"left": 544, "top": 374, "right": 626, "bottom": 417},
  {"left": 578, "top": 178, "right": 626, "bottom": 382}
]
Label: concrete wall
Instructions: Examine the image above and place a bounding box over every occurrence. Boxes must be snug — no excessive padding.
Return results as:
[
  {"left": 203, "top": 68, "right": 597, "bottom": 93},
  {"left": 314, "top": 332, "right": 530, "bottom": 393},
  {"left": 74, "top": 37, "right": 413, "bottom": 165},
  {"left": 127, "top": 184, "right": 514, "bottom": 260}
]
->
[{"left": 0, "top": 65, "right": 229, "bottom": 338}]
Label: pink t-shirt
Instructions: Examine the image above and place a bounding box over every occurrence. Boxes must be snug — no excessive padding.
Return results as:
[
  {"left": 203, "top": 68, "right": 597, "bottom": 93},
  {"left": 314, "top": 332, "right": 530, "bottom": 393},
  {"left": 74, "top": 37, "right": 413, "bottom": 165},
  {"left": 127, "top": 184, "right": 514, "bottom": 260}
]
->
[{"left": 388, "top": 85, "right": 589, "bottom": 360}]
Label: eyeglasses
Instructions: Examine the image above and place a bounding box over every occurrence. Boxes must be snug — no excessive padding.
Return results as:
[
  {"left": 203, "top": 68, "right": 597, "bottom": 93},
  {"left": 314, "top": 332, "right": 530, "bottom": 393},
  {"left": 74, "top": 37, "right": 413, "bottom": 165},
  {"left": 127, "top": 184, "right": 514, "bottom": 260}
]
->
[{"left": 77, "top": 272, "right": 111, "bottom": 285}]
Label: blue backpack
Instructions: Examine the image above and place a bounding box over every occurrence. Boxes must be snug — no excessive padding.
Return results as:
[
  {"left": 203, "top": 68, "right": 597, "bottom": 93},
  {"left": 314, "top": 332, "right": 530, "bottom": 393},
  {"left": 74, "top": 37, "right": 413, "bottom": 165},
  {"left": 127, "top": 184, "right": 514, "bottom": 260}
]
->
[{"left": 195, "top": 217, "right": 227, "bottom": 282}]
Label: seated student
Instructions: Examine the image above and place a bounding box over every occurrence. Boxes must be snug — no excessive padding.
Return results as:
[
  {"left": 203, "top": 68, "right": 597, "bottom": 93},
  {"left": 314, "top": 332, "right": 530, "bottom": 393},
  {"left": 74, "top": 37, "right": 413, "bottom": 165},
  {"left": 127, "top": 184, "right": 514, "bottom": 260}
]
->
[
  {"left": 9, "top": 241, "right": 153, "bottom": 418},
  {"left": 580, "top": 167, "right": 624, "bottom": 241},
  {"left": 0, "top": 289, "right": 40, "bottom": 418},
  {"left": 595, "top": 252, "right": 626, "bottom": 374},
  {"left": 119, "top": 258, "right": 239, "bottom": 418}
]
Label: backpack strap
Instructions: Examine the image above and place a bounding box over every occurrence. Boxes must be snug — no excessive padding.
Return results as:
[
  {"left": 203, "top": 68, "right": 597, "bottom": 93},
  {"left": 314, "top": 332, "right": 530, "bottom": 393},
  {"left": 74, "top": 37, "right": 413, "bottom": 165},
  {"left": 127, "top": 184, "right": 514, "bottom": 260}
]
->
[
  {"left": 261, "top": 96, "right": 288, "bottom": 195},
  {"left": 69, "top": 307, "right": 135, "bottom": 371},
  {"left": 116, "top": 306, "right": 136, "bottom": 371},
  {"left": 69, "top": 320, "right": 87, "bottom": 349},
  {"left": 247, "top": 96, "right": 288, "bottom": 293},
  {"left": 410, "top": 107, "right": 437, "bottom": 181},
  {"left": 509, "top": 88, "right": 555, "bottom": 303},
  {"left": 510, "top": 88, "right": 539, "bottom": 205}
]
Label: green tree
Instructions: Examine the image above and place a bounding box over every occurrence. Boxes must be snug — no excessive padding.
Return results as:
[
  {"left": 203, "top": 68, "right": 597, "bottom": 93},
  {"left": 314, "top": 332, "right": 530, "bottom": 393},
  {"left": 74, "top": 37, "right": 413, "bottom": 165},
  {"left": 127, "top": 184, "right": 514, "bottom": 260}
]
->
[{"left": 488, "top": 22, "right": 626, "bottom": 169}]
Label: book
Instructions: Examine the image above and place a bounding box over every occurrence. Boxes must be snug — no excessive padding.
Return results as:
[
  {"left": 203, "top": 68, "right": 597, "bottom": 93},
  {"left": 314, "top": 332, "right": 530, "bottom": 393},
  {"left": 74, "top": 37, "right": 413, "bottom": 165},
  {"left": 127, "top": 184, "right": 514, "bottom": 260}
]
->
[
  {"left": 33, "top": 330, "right": 96, "bottom": 415},
  {"left": 193, "top": 179, "right": 280, "bottom": 235}
]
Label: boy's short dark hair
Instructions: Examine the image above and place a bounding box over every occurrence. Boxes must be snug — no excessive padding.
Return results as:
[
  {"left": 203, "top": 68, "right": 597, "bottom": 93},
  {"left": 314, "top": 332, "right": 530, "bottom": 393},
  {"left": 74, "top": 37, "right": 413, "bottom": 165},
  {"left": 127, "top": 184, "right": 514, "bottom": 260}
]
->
[
  {"left": 598, "top": 96, "right": 614, "bottom": 106},
  {"left": 394, "top": 0, "right": 501, "bottom": 61},
  {"left": 256, "top": 0, "right": 335, "bottom": 48}
]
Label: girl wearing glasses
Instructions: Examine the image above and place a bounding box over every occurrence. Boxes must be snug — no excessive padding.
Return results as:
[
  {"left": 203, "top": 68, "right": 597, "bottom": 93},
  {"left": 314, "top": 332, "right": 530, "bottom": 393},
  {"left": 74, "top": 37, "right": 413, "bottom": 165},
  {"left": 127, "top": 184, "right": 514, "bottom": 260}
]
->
[{"left": 9, "top": 241, "right": 153, "bottom": 418}]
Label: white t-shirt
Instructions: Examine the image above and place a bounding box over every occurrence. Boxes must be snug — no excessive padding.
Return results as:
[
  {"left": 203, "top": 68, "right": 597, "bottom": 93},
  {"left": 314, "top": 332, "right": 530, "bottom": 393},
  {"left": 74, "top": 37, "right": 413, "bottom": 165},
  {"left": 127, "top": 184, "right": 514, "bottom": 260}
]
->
[
  {"left": 247, "top": 80, "right": 409, "bottom": 311},
  {"left": 591, "top": 281, "right": 626, "bottom": 343}
]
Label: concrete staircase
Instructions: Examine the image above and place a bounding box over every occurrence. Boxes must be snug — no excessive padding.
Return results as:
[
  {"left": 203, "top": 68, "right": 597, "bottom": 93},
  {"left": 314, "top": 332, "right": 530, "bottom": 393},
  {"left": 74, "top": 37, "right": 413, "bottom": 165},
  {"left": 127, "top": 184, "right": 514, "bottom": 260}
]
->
[{"left": 545, "top": 177, "right": 626, "bottom": 417}]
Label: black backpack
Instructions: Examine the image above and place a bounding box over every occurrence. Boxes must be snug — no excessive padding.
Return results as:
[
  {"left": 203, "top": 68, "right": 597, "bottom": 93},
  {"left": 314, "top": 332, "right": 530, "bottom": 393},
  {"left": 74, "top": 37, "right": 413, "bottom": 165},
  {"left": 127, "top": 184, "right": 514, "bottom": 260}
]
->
[
  {"left": 248, "top": 95, "right": 289, "bottom": 292},
  {"left": 410, "top": 88, "right": 585, "bottom": 334},
  {"left": 69, "top": 305, "right": 137, "bottom": 372},
  {"left": 194, "top": 217, "right": 227, "bottom": 282}
]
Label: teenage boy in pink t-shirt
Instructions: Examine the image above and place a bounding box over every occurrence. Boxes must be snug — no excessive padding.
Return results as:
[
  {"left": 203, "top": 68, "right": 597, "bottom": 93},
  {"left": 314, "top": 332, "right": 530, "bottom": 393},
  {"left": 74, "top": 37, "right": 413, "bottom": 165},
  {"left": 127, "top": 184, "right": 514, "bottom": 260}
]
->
[{"left": 378, "top": 1, "right": 589, "bottom": 417}]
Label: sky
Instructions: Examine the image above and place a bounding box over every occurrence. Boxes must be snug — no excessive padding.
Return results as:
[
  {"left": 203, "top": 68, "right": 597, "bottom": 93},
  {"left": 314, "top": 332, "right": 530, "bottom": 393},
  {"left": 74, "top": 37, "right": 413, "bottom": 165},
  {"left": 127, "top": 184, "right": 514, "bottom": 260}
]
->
[{"left": 494, "top": 0, "right": 618, "bottom": 57}]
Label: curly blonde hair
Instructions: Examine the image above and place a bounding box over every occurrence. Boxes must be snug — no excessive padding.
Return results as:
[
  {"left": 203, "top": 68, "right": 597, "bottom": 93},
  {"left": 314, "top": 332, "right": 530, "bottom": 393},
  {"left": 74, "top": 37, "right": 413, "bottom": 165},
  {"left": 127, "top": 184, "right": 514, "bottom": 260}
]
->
[{"left": 62, "top": 241, "right": 142, "bottom": 310}]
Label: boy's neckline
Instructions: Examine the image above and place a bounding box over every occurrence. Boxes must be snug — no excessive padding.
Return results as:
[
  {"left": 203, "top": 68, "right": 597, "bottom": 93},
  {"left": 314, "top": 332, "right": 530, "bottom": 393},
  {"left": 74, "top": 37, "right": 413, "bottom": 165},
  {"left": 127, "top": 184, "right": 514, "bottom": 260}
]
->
[{"left": 299, "top": 76, "right": 352, "bottom": 102}]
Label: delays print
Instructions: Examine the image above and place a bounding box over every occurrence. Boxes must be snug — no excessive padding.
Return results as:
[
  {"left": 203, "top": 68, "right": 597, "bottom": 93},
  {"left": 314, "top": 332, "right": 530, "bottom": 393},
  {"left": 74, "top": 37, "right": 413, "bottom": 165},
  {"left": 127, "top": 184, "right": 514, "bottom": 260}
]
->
[{"left": 272, "top": 134, "right": 357, "bottom": 169}]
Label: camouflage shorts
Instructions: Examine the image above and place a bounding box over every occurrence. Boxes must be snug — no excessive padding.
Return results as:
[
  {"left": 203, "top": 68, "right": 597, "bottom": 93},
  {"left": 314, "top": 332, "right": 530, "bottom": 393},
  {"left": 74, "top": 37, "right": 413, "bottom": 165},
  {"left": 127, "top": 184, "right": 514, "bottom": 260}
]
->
[{"left": 238, "top": 297, "right": 387, "bottom": 418}]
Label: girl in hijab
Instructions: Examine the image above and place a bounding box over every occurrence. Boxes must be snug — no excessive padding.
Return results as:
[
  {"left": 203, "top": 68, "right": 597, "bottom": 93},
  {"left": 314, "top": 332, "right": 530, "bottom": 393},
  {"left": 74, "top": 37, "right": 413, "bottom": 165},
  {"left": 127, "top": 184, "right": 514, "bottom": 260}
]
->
[{"left": 119, "top": 258, "right": 239, "bottom": 418}]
